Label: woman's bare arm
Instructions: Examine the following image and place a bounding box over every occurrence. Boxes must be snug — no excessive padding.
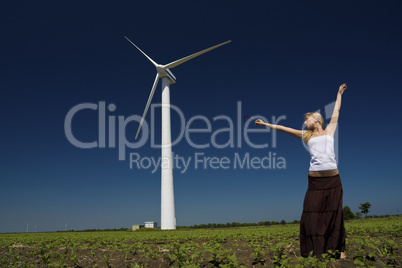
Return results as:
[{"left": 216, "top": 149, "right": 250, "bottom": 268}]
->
[
  {"left": 255, "top": 119, "right": 304, "bottom": 139},
  {"left": 326, "top": 83, "right": 347, "bottom": 137}
]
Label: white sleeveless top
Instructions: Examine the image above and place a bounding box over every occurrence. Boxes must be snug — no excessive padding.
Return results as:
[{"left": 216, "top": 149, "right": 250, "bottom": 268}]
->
[{"left": 308, "top": 135, "right": 337, "bottom": 171}]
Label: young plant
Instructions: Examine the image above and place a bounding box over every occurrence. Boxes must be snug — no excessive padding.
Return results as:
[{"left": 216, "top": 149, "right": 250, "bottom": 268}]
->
[{"left": 251, "top": 246, "right": 265, "bottom": 266}]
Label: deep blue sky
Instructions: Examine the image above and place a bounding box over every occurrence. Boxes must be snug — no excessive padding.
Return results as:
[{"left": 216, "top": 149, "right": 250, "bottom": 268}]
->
[{"left": 1, "top": 0, "right": 401, "bottom": 233}]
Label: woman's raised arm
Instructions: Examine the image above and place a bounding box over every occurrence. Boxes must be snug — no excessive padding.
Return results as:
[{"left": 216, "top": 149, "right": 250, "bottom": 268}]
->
[
  {"left": 326, "top": 83, "right": 347, "bottom": 137},
  {"left": 255, "top": 119, "right": 304, "bottom": 139}
]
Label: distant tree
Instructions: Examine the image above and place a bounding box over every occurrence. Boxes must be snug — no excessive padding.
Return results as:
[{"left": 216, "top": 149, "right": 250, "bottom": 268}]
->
[
  {"left": 359, "top": 202, "right": 372, "bottom": 217},
  {"left": 343, "top": 206, "right": 355, "bottom": 220},
  {"left": 280, "top": 220, "right": 286, "bottom": 225}
]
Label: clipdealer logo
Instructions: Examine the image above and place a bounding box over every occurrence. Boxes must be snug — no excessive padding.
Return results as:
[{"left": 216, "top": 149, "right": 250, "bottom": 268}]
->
[{"left": 64, "top": 101, "right": 288, "bottom": 172}]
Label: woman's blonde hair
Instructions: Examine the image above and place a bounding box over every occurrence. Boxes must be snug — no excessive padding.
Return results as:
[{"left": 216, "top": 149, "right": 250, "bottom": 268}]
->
[{"left": 302, "top": 112, "right": 325, "bottom": 144}]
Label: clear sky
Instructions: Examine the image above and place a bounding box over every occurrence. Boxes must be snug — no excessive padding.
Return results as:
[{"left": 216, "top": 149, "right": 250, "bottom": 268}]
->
[{"left": 1, "top": 0, "right": 401, "bottom": 233}]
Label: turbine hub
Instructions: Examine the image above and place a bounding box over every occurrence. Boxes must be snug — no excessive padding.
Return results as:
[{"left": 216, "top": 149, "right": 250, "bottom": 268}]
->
[{"left": 156, "top": 66, "right": 176, "bottom": 84}]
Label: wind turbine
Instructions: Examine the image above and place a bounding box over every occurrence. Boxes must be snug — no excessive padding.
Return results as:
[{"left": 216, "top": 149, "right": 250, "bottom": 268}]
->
[{"left": 125, "top": 36, "right": 231, "bottom": 230}]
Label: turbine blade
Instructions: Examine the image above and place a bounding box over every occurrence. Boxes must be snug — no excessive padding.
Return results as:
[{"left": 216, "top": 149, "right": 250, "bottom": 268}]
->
[
  {"left": 135, "top": 73, "right": 160, "bottom": 140},
  {"left": 164, "top": 40, "right": 231, "bottom": 69},
  {"left": 124, "top": 36, "right": 158, "bottom": 67}
]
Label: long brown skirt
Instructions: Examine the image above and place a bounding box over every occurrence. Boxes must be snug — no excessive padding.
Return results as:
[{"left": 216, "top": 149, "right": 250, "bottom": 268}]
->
[{"left": 300, "top": 174, "right": 345, "bottom": 257}]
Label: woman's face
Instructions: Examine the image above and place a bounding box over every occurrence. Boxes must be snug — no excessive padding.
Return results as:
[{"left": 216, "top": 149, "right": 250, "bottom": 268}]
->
[{"left": 304, "top": 116, "right": 317, "bottom": 130}]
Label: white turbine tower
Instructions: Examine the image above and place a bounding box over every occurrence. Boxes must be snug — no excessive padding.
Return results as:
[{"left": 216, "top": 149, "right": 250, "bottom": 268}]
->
[{"left": 125, "top": 36, "right": 231, "bottom": 230}]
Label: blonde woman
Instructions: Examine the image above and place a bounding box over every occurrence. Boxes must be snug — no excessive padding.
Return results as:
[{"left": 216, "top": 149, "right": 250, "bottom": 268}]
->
[{"left": 255, "top": 83, "right": 347, "bottom": 259}]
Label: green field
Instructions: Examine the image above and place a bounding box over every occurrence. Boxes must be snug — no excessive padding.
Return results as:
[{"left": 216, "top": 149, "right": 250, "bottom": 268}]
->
[{"left": 1, "top": 216, "right": 401, "bottom": 267}]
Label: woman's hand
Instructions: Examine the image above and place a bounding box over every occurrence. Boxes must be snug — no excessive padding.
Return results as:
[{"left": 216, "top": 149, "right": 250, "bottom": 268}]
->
[
  {"left": 339, "top": 83, "right": 347, "bottom": 95},
  {"left": 255, "top": 119, "right": 266, "bottom": 126}
]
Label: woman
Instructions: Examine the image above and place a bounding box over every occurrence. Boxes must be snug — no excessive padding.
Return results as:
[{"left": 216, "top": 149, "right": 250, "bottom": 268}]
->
[{"left": 255, "top": 83, "right": 347, "bottom": 258}]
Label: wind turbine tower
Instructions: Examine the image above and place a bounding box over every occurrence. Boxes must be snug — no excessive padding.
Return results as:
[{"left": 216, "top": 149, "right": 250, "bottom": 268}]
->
[{"left": 125, "top": 36, "right": 231, "bottom": 230}]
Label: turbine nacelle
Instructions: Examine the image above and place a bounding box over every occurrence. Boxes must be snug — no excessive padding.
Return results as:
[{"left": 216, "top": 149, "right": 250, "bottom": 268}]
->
[{"left": 156, "top": 65, "right": 176, "bottom": 84}]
